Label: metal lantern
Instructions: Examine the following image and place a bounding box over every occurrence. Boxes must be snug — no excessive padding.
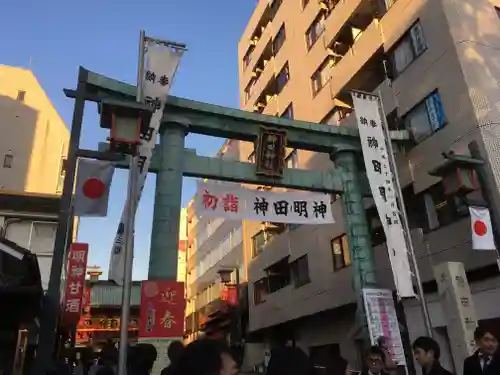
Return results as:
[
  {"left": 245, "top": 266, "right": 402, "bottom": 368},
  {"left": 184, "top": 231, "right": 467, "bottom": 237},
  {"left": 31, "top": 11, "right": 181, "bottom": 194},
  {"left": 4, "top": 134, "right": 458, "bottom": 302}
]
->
[
  {"left": 429, "top": 156, "right": 481, "bottom": 196},
  {"left": 99, "top": 98, "right": 153, "bottom": 155},
  {"left": 218, "top": 269, "right": 233, "bottom": 284}
]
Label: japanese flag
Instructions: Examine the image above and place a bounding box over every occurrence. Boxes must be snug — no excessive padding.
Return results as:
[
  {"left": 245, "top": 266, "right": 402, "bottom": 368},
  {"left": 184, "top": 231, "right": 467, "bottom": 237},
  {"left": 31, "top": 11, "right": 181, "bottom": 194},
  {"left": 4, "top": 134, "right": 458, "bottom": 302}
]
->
[
  {"left": 469, "top": 206, "right": 496, "bottom": 251},
  {"left": 74, "top": 159, "right": 115, "bottom": 217}
]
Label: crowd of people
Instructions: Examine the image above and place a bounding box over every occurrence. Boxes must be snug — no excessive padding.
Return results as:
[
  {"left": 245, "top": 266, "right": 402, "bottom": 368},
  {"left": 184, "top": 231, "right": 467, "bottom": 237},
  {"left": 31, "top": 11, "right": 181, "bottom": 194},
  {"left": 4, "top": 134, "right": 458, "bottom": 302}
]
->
[{"left": 57, "top": 325, "right": 498, "bottom": 375}]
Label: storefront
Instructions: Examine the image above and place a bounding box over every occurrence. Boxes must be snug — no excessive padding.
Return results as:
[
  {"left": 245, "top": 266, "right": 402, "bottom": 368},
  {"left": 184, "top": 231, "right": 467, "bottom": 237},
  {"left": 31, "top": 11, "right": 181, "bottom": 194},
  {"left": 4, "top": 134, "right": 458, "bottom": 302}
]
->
[{"left": 0, "top": 238, "right": 43, "bottom": 375}]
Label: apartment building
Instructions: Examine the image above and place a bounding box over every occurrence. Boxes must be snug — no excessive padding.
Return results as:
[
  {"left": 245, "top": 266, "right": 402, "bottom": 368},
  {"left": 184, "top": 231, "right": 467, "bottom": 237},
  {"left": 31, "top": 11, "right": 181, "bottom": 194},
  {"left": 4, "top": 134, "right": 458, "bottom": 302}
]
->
[
  {"left": 0, "top": 65, "right": 69, "bottom": 194},
  {"left": 237, "top": 0, "right": 500, "bottom": 371},
  {"left": 0, "top": 65, "right": 70, "bottom": 290},
  {"left": 184, "top": 140, "right": 247, "bottom": 344}
]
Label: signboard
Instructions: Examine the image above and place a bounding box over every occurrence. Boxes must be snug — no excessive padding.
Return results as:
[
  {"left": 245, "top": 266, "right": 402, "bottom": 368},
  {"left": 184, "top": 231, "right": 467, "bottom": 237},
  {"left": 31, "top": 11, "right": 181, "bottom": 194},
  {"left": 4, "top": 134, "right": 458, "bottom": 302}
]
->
[
  {"left": 434, "top": 262, "right": 477, "bottom": 374},
  {"left": 363, "top": 288, "right": 406, "bottom": 365},
  {"left": 256, "top": 127, "right": 287, "bottom": 178},
  {"left": 195, "top": 181, "right": 334, "bottom": 224},
  {"left": 77, "top": 317, "right": 139, "bottom": 331},
  {"left": 139, "top": 280, "right": 186, "bottom": 338},
  {"left": 221, "top": 285, "right": 238, "bottom": 306},
  {"left": 61, "top": 243, "right": 89, "bottom": 324},
  {"left": 352, "top": 91, "right": 414, "bottom": 298},
  {"left": 82, "top": 287, "right": 91, "bottom": 316}
]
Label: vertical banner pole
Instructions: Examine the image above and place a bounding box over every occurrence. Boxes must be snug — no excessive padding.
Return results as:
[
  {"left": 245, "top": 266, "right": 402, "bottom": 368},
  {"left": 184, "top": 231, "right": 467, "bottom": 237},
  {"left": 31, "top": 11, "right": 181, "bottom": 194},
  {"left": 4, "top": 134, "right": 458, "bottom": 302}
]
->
[
  {"left": 117, "top": 29, "right": 146, "bottom": 375},
  {"left": 377, "top": 90, "right": 433, "bottom": 338},
  {"left": 117, "top": 155, "right": 139, "bottom": 375}
]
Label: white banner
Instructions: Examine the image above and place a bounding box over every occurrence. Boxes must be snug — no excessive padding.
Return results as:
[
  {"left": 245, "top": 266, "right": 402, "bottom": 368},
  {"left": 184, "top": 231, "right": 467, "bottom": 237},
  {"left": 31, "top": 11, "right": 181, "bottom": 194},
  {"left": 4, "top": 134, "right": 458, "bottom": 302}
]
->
[
  {"left": 352, "top": 92, "right": 415, "bottom": 298},
  {"left": 363, "top": 288, "right": 406, "bottom": 366},
  {"left": 469, "top": 206, "right": 496, "bottom": 250},
  {"left": 194, "top": 181, "right": 334, "bottom": 224},
  {"left": 108, "top": 40, "right": 184, "bottom": 284}
]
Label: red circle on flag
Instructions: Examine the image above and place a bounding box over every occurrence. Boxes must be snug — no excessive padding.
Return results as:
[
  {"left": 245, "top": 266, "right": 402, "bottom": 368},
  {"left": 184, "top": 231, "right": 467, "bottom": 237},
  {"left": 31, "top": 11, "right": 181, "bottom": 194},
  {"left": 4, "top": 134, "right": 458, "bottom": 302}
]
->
[
  {"left": 473, "top": 220, "right": 488, "bottom": 236},
  {"left": 82, "top": 178, "right": 106, "bottom": 199}
]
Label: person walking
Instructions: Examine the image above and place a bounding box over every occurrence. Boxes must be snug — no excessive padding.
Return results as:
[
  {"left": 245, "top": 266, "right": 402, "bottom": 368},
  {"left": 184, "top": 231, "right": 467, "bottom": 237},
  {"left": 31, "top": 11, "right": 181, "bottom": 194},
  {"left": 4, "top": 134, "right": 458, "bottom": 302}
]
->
[
  {"left": 161, "top": 341, "right": 184, "bottom": 375},
  {"left": 359, "top": 346, "right": 390, "bottom": 375},
  {"left": 266, "top": 346, "right": 312, "bottom": 375},
  {"left": 463, "top": 326, "right": 500, "bottom": 375},
  {"left": 174, "top": 339, "right": 238, "bottom": 375},
  {"left": 412, "top": 337, "right": 454, "bottom": 375}
]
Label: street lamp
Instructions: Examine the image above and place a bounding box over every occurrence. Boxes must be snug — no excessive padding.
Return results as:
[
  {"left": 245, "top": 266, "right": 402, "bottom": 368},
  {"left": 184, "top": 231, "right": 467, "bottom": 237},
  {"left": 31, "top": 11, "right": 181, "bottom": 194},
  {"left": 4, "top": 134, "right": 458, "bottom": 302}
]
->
[
  {"left": 99, "top": 98, "right": 153, "bottom": 375},
  {"left": 217, "top": 268, "right": 243, "bottom": 348},
  {"left": 429, "top": 141, "right": 500, "bottom": 265},
  {"left": 99, "top": 98, "right": 153, "bottom": 155}
]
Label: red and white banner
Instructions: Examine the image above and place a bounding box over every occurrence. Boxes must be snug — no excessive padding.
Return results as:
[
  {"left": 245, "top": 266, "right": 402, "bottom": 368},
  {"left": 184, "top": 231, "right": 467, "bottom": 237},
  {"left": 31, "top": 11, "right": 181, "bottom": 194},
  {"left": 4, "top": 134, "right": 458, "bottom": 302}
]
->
[
  {"left": 74, "top": 159, "right": 115, "bottom": 217},
  {"left": 62, "top": 243, "right": 89, "bottom": 324},
  {"left": 469, "top": 206, "right": 496, "bottom": 250},
  {"left": 194, "top": 181, "right": 334, "bottom": 224},
  {"left": 139, "top": 280, "right": 186, "bottom": 338}
]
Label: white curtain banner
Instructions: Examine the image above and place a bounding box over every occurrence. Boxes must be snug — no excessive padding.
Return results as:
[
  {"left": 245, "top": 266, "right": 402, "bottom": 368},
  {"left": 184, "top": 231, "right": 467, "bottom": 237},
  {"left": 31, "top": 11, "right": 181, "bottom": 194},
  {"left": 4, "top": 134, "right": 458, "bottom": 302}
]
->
[
  {"left": 469, "top": 206, "right": 496, "bottom": 251},
  {"left": 108, "top": 40, "right": 184, "bottom": 284},
  {"left": 363, "top": 288, "right": 407, "bottom": 365},
  {"left": 351, "top": 92, "right": 415, "bottom": 298},
  {"left": 194, "top": 181, "right": 334, "bottom": 224}
]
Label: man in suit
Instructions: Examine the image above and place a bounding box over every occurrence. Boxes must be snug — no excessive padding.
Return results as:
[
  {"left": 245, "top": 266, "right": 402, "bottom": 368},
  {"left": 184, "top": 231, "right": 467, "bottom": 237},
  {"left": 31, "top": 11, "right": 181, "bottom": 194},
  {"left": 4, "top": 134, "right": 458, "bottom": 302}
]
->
[
  {"left": 412, "top": 336, "right": 454, "bottom": 375},
  {"left": 463, "top": 326, "right": 499, "bottom": 375}
]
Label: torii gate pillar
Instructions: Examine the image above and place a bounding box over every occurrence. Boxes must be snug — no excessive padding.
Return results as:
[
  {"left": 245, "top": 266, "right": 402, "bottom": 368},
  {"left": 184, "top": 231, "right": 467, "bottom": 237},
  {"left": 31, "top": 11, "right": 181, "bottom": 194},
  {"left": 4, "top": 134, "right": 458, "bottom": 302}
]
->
[{"left": 149, "top": 122, "right": 187, "bottom": 280}]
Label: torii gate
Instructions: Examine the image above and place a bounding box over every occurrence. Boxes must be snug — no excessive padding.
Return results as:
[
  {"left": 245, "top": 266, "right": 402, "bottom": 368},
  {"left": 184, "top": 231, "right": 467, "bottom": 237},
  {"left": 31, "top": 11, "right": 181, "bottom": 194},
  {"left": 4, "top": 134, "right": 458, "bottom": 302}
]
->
[{"left": 65, "top": 67, "right": 410, "bottom": 341}]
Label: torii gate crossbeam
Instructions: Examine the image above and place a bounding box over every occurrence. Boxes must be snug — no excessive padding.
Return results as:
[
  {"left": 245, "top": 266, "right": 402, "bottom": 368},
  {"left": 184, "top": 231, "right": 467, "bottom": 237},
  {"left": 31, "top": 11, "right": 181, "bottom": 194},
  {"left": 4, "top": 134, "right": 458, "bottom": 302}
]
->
[{"left": 63, "top": 67, "right": 410, "bottom": 345}]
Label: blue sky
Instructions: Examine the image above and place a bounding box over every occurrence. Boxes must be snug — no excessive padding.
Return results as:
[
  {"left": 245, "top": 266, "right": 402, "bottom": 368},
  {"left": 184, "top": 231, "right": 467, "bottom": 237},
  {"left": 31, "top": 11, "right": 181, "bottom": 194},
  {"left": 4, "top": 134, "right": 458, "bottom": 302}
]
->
[{"left": 0, "top": 0, "right": 256, "bottom": 280}]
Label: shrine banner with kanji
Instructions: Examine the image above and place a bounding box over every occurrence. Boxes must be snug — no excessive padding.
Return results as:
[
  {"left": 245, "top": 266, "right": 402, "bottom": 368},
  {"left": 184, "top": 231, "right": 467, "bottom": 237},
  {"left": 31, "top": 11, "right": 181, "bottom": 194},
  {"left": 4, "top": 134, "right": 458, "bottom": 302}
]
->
[
  {"left": 139, "top": 280, "right": 185, "bottom": 338},
  {"left": 351, "top": 91, "right": 414, "bottom": 298},
  {"left": 194, "top": 181, "right": 334, "bottom": 224},
  {"left": 61, "top": 243, "right": 89, "bottom": 324}
]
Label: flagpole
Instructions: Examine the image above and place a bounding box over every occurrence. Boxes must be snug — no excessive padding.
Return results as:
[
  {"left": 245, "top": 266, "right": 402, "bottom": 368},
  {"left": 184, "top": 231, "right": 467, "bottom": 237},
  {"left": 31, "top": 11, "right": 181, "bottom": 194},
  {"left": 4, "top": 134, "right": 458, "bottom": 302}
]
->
[
  {"left": 377, "top": 86, "right": 433, "bottom": 338},
  {"left": 117, "top": 29, "right": 146, "bottom": 375}
]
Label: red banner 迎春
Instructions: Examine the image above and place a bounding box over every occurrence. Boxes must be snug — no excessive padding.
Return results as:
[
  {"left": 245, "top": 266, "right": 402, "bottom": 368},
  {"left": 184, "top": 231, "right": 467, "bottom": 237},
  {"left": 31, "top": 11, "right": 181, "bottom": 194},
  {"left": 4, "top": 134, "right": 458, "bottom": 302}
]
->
[{"left": 139, "top": 280, "right": 185, "bottom": 338}]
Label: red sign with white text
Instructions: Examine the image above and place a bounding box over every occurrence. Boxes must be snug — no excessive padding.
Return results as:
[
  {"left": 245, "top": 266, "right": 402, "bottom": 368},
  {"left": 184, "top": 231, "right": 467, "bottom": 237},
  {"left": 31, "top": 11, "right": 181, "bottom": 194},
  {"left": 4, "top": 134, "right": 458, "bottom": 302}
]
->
[
  {"left": 139, "top": 280, "right": 185, "bottom": 338},
  {"left": 221, "top": 285, "right": 238, "bottom": 306},
  {"left": 61, "top": 243, "right": 89, "bottom": 324}
]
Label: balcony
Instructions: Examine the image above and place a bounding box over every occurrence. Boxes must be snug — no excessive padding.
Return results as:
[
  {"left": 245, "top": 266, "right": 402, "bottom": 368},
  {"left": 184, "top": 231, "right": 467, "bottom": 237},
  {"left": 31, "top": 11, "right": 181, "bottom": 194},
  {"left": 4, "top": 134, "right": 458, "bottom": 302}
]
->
[{"left": 329, "top": 19, "right": 384, "bottom": 99}]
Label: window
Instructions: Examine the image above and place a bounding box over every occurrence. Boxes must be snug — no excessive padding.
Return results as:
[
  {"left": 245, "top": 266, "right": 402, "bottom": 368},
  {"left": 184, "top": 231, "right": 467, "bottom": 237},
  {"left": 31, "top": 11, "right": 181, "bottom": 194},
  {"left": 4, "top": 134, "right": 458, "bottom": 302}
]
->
[
  {"left": 285, "top": 150, "right": 298, "bottom": 168},
  {"left": 252, "top": 230, "right": 267, "bottom": 257},
  {"left": 321, "top": 106, "right": 352, "bottom": 125},
  {"left": 273, "top": 24, "right": 286, "bottom": 55},
  {"left": 281, "top": 103, "right": 294, "bottom": 119},
  {"left": 243, "top": 45, "right": 255, "bottom": 70},
  {"left": 311, "top": 57, "right": 333, "bottom": 95},
  {"left": 56, "top": 158, "right": 66, "bottom": 194},
  {"left": 331, "top": 235, "right": 351, "bottom": 271},
  {"left": 403, "top": 91, "right": 446, "bottom": 143},
  {"left": 16, "top": 90, "right": 26, "bottom": 102},
  {"left": 302, "top": 0, "right": 310, "bottom": 9},
  {"left": 266, "top": 257, "right": 290, "bottom": 292},
  {"left": 254, "top": 278, "right": 268, "bottom": 304},
  {"left": 244, "top": 79, "right": 255, "bottom": 103},
  {"left": 290, "top": 255, "right": 310, "bottom": 287},
  {"left": 390, "top": 22, "right": 427, "bottom": 76},
  {"left": 276, "top": 64, "right": 290, "bottom": 93},
  {"left": 306, "top": 15, "right": 325, "bottom": 50},
  {"left": 3, "top": 151, "right": 13, "bottom": 168}
]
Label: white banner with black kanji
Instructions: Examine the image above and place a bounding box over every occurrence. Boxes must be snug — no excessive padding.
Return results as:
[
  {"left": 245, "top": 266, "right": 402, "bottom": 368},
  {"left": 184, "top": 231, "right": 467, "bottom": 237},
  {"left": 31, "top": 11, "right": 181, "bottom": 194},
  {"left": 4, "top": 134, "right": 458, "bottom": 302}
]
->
[
  {"left": 352, "top": 91, "right": 415, "bottom": 298},
  {"left": 194, "top": 181, "right": 334, "bottom": 224},
  {"left": 108, "top": 40, "right": 184, "bottom": 285}
]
